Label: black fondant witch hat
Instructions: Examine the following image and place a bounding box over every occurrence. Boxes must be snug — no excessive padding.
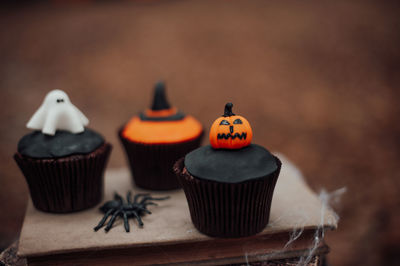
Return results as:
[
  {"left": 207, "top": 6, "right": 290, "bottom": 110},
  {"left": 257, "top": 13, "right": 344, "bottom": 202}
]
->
[
  {"left": 139, "top": 81, "right": 185, "bottom": 121},
  {"left": 151, "top": 82, "right": 171, "bottom": 111}
]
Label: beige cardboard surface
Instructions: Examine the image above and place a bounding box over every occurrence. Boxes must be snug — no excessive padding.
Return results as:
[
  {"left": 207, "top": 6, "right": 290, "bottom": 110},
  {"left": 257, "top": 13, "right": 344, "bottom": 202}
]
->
[{"left": 18, "top": 154, "right": 337, "bottom": 257}]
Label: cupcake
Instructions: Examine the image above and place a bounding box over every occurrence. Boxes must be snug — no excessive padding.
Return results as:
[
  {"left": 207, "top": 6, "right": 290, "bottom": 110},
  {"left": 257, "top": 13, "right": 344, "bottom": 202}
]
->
[
  {"left": 14, "top": 90, "right": 112, "bottom": 213},
  {"left": 119, "top": 82, "right": 204, "bottom": 190},
  {"left": 174, "top": 103, "right": 281, "bottom": 238}
]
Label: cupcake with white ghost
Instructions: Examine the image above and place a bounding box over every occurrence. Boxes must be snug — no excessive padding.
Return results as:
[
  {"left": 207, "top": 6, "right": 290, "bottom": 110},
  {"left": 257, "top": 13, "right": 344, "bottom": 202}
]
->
[{"left": 14, "top": 90, "right": 112, "bottom": 213}]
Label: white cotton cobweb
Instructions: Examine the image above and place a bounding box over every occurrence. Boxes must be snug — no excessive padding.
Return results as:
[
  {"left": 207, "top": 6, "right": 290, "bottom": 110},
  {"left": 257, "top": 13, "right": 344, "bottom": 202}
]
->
[
  {"left": 296, "top": 187, "right": 346, "bottom": 266},
  {"left": 243, "top": 187, "right": 346, "bottom": 266}
]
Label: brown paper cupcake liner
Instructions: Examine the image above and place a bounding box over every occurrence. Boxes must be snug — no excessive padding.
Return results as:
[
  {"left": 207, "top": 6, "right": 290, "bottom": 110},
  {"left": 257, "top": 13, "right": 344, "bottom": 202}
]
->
[
  {"left": 119, "top": 128, "right": 204, "bottom": 190},
  {"left": 174, "top": 156, "right": 281, "bottom": 238},
  {"left": 14, "top": 143, "right": 112, "bottom": 213}
]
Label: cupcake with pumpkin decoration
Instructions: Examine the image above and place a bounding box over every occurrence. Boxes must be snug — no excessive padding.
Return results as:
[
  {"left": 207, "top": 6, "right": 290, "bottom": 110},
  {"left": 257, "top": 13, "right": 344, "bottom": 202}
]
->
[
  {"left": 119, "top": 82, "right": 204, "bottom": 190},
  {"left": 174, "top": 103, "right": 281, "bottom": 238}
]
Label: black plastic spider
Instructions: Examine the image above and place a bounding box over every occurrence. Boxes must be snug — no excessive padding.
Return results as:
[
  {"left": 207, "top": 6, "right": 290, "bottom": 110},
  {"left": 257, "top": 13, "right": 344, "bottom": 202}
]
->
[{"left": 94, "top": 192, "right": 169, "bottom": 232}]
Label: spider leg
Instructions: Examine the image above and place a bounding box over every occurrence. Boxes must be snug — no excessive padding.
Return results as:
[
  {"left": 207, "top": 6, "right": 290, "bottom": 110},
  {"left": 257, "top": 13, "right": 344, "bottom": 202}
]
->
[
  {"left": 144, "top": 202, "right": 157, "bottom": 207},
  {"left": 137, "top": 206, "right": 152, "bottom": 214},
  {"left": 150, "top": 196, "right": 170, "bottom": 201},
  {"left": 140, "top": 195, "right": 170, "bottom": 204},
  {"left": 133, "top": 193, "right": 150, "bottom": 204},
  {"left": 131, "top": 211, "right": 144, "bottom": 227},
  {"left": 104, "top": 209, "right": 122, "bottom": 232},
  {"left": 114, "top": 193, "right": 124, "bottom": 204},
  {"left": 139, "top": 196, "right": 150, "bottom": 204},
  {"left": 127, "top": 191, "right": 132, "bottom": 204},
  {"left": 94, "top": 209, "right": 114, "bottom": 231},
  {"left": 123, "top": 212, "right": 130, "bottom": 232}
]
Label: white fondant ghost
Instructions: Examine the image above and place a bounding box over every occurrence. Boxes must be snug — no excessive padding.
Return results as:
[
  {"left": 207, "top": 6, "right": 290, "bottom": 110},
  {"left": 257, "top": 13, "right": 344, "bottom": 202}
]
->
[{"left": 27, "top": 90, "right": 89, "bottom": 135}]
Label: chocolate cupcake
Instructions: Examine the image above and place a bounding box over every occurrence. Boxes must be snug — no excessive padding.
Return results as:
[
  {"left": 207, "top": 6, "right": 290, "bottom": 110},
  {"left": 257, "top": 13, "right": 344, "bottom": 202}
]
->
[
  {"left": 119, "top": 82, "right": 203, "bottom": 190},
  {"left": 174, "top": 103, "right": 281, "bottom": 238},
  {"left": 14, "top": 90, "right": 112, "bottom": 213}
]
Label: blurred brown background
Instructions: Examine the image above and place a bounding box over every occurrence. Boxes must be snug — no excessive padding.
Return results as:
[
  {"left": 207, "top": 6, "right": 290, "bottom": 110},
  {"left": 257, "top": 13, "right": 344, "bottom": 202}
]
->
[{"left": 1, "top": 0, "right": 399, "bottom": 265}]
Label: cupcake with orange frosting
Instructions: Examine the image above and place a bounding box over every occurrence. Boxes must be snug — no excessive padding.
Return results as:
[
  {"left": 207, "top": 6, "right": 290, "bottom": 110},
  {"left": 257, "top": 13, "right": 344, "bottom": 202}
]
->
[{"left": 119, "top": 82, "right": 203, "bottom": 190}]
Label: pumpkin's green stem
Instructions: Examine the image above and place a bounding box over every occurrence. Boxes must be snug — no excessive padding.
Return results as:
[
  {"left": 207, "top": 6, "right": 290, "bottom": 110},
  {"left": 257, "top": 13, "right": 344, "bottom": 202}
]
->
[{"left": 223, "top": 102, "right": 235, "bottom": 117}]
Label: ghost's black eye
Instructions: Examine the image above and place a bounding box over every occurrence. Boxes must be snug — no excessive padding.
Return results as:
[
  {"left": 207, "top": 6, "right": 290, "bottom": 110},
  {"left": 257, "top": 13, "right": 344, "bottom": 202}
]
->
[
  {"left": 233, "top": 119, "right": 243, "bottom": 124},
  {"left": 219, "top": 120, "right": 230, "bottom": 125},
  {"left": 57, "top": 99, "right": 64, "bottom": 103}
]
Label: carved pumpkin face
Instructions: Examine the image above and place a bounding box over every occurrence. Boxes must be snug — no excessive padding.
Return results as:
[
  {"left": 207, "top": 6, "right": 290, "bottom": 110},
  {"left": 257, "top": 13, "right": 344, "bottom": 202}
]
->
[{"left": 209, "top": 103, "right": 252, "bottom": 149}]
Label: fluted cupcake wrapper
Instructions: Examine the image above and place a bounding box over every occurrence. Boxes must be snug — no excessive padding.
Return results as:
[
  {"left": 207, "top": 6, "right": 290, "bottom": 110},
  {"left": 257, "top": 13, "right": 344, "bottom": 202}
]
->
[
  {"left": 14, "top": 143, "right": 112, "bottom": 213},
  {"left": 174, "top": 156, "right": 281, "bottom": 238},
  {"left": 119, "top": 128, "right": 204, "bottom": 190}
]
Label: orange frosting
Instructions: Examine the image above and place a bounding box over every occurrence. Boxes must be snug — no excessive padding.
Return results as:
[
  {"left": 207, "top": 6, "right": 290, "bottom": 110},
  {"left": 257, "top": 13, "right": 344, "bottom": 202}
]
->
[{"left": 122, "top": 115, "right": 203, "bottom": 144}]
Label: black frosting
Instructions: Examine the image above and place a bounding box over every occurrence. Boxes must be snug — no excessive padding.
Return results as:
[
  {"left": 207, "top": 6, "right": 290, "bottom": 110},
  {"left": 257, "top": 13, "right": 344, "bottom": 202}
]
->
[
  {"left": 184, "top": 144, "right": 278, "bottom": 183},
  {"left": 18, "top": 128, "right": 105, "bottom": 159}
]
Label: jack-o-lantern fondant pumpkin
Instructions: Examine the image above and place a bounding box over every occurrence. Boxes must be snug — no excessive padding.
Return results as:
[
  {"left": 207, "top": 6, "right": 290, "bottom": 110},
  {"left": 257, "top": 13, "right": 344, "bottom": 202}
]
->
[
  {"left": 209, "top": 103, "right": 252, "bottom": 149},
  {"left": 119, "top": 81, "right": 203, "bottom": 190}
]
